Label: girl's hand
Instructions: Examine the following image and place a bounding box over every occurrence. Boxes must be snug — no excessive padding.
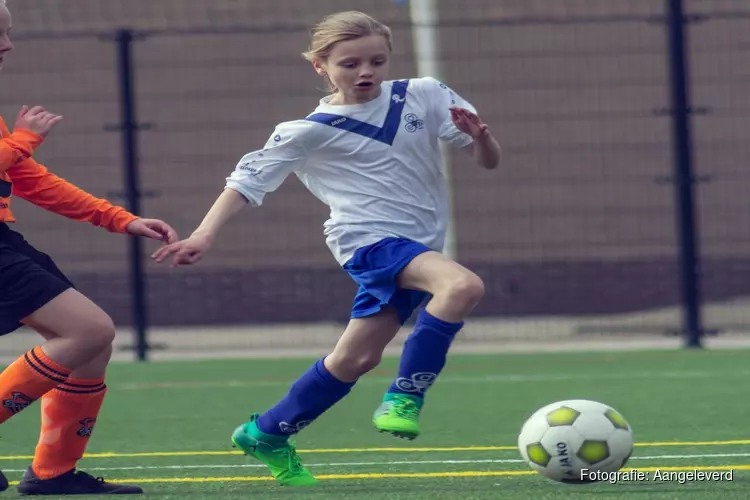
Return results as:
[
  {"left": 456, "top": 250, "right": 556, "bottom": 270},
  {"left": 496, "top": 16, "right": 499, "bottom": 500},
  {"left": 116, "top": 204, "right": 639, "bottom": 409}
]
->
[
  {"left": 151, "top": 233, "right": 213, "bottom": 267},
  {"left": 450, "top": 106, "right": 489, "bottom": 139}
]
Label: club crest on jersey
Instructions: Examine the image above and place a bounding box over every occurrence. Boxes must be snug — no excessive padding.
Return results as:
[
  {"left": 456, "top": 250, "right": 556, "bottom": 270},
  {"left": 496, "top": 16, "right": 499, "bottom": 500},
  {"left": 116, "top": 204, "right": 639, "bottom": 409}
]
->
[{"left": 404, "top": 113, "right": 424, "bottom": 133}]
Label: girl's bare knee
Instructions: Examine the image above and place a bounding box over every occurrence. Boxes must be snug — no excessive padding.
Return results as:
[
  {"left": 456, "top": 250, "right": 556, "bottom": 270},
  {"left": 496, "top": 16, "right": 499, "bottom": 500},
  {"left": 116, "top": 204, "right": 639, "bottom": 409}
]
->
[
  {"left": 80, "top": 313, "right": 116, "bottom": 351},
  {"left": 439, "top": 272, "right": 485, "bottom": 315}
]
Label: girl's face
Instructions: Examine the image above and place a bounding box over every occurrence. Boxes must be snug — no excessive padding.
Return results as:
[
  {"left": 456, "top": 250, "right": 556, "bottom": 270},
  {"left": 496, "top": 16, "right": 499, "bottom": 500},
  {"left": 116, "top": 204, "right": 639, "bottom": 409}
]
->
[
  {"left": 0, "top": 6, "right": 13, "bottom": 71},
  {"left": 314, "top": 34, "right": 391, "bottom": 105}
]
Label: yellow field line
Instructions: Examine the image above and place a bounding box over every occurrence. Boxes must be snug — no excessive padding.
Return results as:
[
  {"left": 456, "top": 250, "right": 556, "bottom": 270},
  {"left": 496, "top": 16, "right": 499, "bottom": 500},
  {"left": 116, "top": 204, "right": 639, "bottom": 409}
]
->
[
  {"left": 5, "top": 465, "right": 746, "bottom": 486},
  {"left": 636, "top": 440, "right": 750, "bottom": 447},
  {"left": 1, "top": 440, "right": 749, "bottom": 461}
]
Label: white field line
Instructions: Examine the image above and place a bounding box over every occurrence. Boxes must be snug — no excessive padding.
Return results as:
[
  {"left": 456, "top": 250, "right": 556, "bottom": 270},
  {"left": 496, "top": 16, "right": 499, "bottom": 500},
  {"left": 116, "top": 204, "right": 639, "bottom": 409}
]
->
[
  {"left": 116, "top": 369, "right": 750, "bottom": 391},
  {"left": 3, "top": 452, "right": 748, "bottom": 474}
]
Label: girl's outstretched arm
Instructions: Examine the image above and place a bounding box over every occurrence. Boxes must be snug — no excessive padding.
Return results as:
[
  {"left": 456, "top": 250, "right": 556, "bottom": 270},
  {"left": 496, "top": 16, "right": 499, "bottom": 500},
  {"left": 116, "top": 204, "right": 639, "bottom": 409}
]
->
[{"left": 151, "top": 187, "right": 248, "bottom": 267}]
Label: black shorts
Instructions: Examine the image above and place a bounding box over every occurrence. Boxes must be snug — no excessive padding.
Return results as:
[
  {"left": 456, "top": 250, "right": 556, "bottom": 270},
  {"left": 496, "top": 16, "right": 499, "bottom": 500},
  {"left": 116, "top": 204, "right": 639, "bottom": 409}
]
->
[{"left": 0, "top": 223, "right": 74, "bottom": 335}]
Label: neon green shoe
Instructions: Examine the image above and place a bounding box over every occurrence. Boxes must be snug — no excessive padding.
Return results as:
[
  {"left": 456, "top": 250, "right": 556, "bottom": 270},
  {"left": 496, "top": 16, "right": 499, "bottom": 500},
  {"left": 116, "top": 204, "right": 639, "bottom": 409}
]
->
[
  {"left": 231, "top": 414, "right": 317, "bottom": 486},
  {"left": 372, "top": 393, "right": 423, "bottom": 440}
]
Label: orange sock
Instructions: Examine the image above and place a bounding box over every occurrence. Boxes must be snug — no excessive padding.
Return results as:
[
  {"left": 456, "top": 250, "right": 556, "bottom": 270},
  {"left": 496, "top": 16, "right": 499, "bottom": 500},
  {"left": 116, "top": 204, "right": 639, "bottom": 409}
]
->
[
  {"left": 32, "top": 378, "right": 107, "bottom": 479},
  {"left": 0, "top": 346, "right": 71, "bottom": 424}
]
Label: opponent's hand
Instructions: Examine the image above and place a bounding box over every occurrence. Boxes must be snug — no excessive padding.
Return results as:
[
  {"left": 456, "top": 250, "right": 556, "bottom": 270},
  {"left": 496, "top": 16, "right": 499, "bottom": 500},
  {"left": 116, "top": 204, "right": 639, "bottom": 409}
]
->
[
  {"left": 450, "top": 106, "right": 489, "bottom": 139},
  {"left": 14, "top": 106, "right": 64, "bottom": 138},
  {"left": 150, "top": 234, "right": 212, "bottom": 267},
  {"left": 126, "top": 218, "right": 179, "bottom": 244}
]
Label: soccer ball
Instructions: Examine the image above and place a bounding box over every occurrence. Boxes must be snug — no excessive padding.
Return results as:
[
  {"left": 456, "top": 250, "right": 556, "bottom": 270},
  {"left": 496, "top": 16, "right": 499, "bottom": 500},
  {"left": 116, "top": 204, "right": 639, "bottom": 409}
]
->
[{"left": 517, "top": 399, "right": 634, "bottom": 483}]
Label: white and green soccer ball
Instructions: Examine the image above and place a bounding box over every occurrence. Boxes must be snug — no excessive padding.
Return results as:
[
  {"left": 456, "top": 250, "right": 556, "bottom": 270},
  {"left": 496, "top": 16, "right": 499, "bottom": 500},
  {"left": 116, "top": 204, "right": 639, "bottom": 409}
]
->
[{"left": 517, "top": 399, "right": 634, "bottom": 483}]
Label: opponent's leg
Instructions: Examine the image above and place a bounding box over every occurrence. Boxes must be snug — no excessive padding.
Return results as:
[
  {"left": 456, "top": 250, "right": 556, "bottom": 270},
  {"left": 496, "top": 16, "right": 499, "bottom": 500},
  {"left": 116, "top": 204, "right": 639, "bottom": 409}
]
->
[
  {"left": 0, "top": 287, "right": 111, "bottom": 430},
  {"left": 13, "top": 296, "right": 142, "bottom": 495},
  {"left": 18, "top": 346, "right": 142, "bottom": 495},
  {"left": 0, "top": 223, "right": 124, "bottom": 493}
]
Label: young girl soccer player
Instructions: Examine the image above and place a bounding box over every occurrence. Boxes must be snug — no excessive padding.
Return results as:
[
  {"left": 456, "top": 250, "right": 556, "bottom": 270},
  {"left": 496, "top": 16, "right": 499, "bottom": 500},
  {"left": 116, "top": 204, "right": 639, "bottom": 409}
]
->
[
  {"left": 0, "top": 1, "right": 177, "bottom": 495},
  {"left": 152, "top": 11, "right": 500, "bottom": 487}
]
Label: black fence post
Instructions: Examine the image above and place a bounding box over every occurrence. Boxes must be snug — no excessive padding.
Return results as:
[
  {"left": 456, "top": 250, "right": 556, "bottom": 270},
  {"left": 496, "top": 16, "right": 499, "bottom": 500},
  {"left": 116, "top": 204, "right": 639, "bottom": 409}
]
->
[
  {"left": 114, "top": 28, "right": 149, "bottom": 361},
  {"left": 665, "top": 0, "right": 703, "bottom": 348}
]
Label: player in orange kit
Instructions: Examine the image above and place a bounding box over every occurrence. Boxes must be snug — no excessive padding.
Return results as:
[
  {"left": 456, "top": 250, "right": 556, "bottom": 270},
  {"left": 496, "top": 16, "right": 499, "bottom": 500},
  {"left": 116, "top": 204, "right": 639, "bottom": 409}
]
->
[{"left": 0, "top": 1, "right": 176, "bottom": 495}]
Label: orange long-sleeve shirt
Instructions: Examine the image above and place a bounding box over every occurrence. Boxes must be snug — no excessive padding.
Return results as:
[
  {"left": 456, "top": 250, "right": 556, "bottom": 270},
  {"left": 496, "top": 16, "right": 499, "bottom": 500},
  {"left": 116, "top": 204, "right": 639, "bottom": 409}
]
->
[{"left": 0, "top": 115, "right": 137, "bottom": 233}]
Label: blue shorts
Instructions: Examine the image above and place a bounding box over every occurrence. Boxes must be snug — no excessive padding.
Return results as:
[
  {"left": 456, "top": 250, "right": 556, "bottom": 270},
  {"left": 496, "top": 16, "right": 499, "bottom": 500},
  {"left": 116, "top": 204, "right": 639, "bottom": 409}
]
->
[{"left": 343, "top": 237, "right": 433, "bottom": 325}]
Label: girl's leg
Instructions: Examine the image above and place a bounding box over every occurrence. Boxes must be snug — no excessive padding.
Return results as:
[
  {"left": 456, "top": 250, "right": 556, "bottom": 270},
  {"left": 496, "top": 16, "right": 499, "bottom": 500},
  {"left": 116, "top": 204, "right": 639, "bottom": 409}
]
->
[
  {"left": 231, "top": 307, "right": 403, "bottom": 486},
  {"left": 374, "top": 251, "right": 485, "bottom": 439},
  {"left": 397, "top": 251, "right": 485, "bottom": 323}
]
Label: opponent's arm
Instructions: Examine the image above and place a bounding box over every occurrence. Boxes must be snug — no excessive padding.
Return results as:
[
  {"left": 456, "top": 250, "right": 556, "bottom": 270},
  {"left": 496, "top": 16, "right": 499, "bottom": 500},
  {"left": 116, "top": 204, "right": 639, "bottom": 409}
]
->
[
  {"left": 7, "top": 106, "right": 177, "bottom": 241},
  {"left": 11, "top": 161, "right": 177, "bottom": 241},
  {"left": 0, "top": 106, "right": 61, "bottom": 174},
  {"left": 10, "top": 157, "right": 139, "bottom": 232}
]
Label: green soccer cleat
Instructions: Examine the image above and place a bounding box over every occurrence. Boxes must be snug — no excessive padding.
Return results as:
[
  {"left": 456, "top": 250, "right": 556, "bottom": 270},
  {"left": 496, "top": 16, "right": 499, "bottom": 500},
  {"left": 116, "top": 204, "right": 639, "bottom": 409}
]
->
[
  {"left": 231, "top": 414, "right": 317, "bottom": 487},
  {"left": 372, "top": 393, "right": 423, "bottom": 440}
]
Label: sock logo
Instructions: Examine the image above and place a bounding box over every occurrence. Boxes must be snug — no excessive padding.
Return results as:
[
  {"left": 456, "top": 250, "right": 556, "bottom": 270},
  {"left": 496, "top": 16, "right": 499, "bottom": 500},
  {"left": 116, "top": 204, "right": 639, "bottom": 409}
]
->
[
  {"left": 77, "top": 417, "right": 97, "bottom": 437},
  {"left": 394, "top": 372, "right": 437, "bottom": 394},
  {"left": 3, "top": 392, "right": 34, "bottom": 414},
  {"left": 278, "top": 419, "right": 313, "bottom": 435}
]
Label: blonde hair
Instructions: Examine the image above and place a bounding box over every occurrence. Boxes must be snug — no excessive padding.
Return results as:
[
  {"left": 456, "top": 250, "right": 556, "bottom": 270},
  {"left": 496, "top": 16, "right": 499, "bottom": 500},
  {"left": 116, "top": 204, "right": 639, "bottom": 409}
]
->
[{"left": 303, "top": 11, "right": 393, "bottom": 92}]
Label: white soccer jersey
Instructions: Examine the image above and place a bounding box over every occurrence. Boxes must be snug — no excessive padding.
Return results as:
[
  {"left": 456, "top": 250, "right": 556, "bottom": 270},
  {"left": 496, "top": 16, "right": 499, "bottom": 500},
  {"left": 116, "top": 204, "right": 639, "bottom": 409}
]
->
[{"left": 225, "top": 76, "right": 477, "bottom": 265}]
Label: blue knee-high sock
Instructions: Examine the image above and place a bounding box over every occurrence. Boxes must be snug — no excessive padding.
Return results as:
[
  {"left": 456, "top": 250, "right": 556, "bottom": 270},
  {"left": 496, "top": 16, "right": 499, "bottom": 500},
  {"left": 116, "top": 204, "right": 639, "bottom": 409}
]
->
[
  {"left": 387, "top": 308, "right": 463, "bottom": 402},
  {"left": 255, "top": 358, "right": 355, "bottom": 438}
]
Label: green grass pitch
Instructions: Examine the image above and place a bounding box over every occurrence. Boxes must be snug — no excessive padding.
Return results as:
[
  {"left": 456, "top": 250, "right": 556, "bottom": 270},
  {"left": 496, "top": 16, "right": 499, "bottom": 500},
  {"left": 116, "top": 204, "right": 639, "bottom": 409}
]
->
[{"left": 1, "top": 348, "right": 749, "bottom": 499}]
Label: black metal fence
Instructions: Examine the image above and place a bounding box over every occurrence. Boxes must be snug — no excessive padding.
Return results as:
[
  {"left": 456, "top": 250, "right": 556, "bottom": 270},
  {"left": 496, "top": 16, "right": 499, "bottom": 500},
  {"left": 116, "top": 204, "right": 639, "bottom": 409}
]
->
[{"left": 3, "top": 0, "right": 750, "bottom": 359}]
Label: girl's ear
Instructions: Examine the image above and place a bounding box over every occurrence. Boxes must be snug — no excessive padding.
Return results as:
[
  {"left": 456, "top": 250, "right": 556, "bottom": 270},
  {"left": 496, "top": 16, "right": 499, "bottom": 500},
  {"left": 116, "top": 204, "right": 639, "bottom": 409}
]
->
[{"left": 311, "top": 58, "right": 327, "bottom": 76}]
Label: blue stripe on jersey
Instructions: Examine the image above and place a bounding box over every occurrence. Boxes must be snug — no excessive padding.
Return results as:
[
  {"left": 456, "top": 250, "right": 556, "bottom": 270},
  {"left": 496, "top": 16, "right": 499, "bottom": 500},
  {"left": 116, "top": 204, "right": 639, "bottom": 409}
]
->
[{"left": 304, "top": 80, "right": 409, "bottom": 146}]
